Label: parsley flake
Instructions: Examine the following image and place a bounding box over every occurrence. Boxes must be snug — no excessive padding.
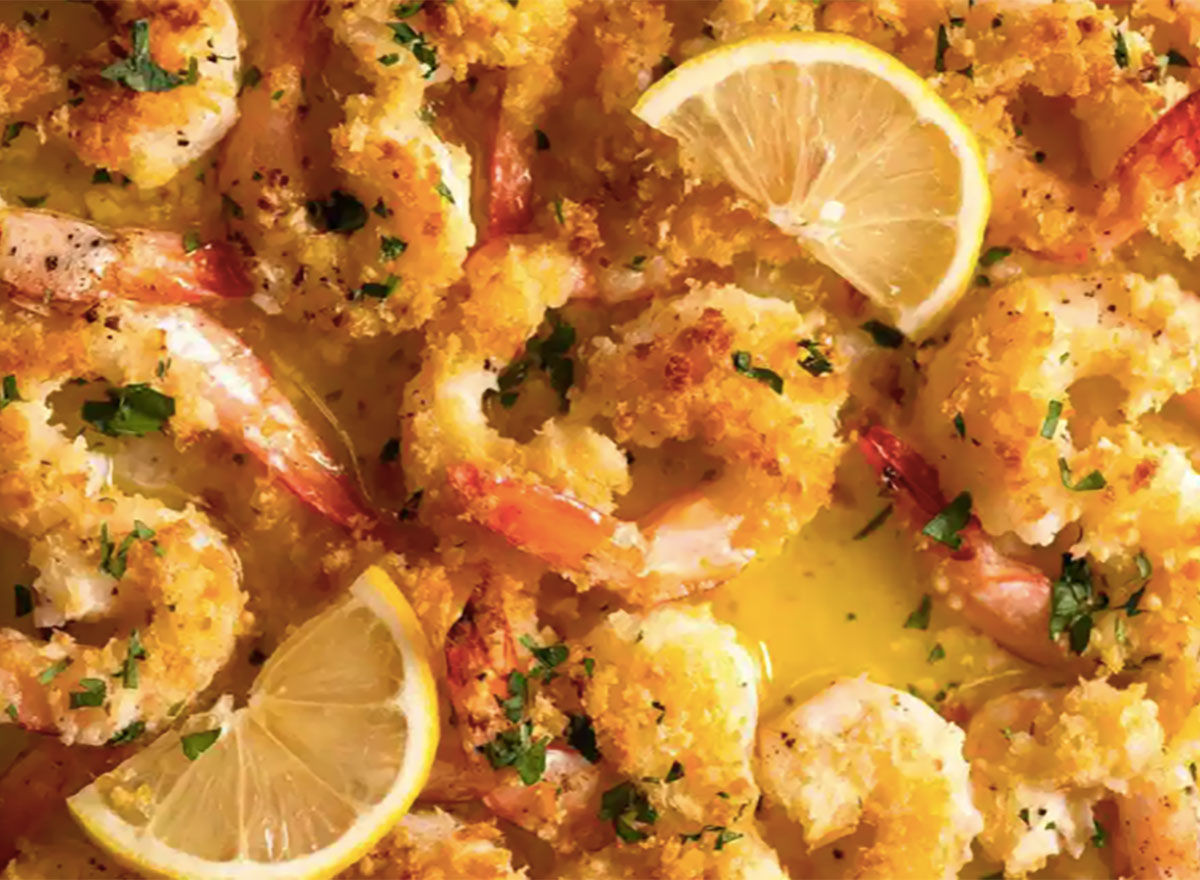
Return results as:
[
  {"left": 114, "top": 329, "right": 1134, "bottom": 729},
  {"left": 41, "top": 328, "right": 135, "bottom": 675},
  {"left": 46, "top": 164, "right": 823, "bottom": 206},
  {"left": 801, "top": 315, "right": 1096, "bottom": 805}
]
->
[
  {"left": 1050, "top": 553, "right": 1108, "bottom": 654},
  {"left": 2, "top": 121, "right": 26, "bottom": 147},
  {"left": 479, "top": 721, "right": 549, "bottom": 785},
  {"left": 38, "top": 659, "right": 71, "bottom": 684},
  {"left": 120, "top": 629, "right": 147, "bottom": 689},
  {"left": 380, "top": 235, "right": 408, "bottom": 261},
  {"left": 600, "top": 782, "right": 657, "bottom": 843},
  {"left": 928, "top": 642, "right": 946, "bottom": 662},
  {"left": 565, "top": 713, "right": 602, "bottom": 763},
  {"left": 108, "top": 720, "right": 145, "bottom": 745},
  {"left": 99, "top": 521, "right": 158, "bottom": 580},
  {"left": 82, "top": 384, "right": 174, "bottom": 436},
  {"left": 520, "top": 635, "right": 568, "bottom": 683},
  {"left": 1114, "top": 30, "right": 1129, "bottom": 69},
  {"left": 1040, "top": 399, "right": 1062, "bottom": 439},
  {"left": 935, "top": 23, "right": 950, "bottom": 72},
  {"left": 979, "top": 245, "right": 1012, "bottom": 267},
  {"left": 797, "top": 339, "right": 832, "bottom": 376},
  {"left": 732, "top": 351, "right": 783, "bottom": 394},
  {"left": 922, "top": 491, "right": 972, "bottom": 550},
  {"left": 852, "top": 504, "right": 893, "bottom": 541},
  {"left": 904, "top": 594, "right": 933, "bottom": 630},
  {"left": 101, "top": 20, "right": 194, "bottom": 93},
  {"left": 181, "top": 728, "right": 221, "bottom": 760},
  {"left": 1058, "top": 458, "right": 1106, "bottom": 492},
  {"left": 861, "top": 320, "right": 904, "bottom": 348},
  {"left": 307, "top": 190, "right": 367, "bottom": 234},
  {"left": 665, "top": 760, "right": 685, "bottom": 782},
  {"left": 69, "top": 677, "right": 107, "bottom": 709}
]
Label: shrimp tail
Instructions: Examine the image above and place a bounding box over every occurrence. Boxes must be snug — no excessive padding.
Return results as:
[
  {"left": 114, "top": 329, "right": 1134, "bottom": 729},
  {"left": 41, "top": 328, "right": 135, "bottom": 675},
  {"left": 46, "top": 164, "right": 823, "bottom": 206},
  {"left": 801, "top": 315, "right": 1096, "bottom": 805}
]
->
[
  {"left": 117, "top": 234, "right": 252, "bottom": 303},
  {"left": 156, "top": 308, "right": 370, "bottom": 529},
  {"left": 859, "top": 426, "right": 1064, "bottom": 667},
  {"left": 485, "top": 84, "right": 534, "bottom": 239},
  {"left": 446, "top": 463, "right": 617, "bottom": 572},
  {"left": 1118, "top": 89, "right": 1200, "bottom": 191}
]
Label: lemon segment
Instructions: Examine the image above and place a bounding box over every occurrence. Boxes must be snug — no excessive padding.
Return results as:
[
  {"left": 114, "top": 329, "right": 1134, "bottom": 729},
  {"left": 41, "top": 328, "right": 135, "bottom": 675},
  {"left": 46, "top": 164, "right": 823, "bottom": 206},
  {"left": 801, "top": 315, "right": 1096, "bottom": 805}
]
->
[
  {"left": 67, "top": 566, "right": 438, "bottom": 880},
  {"left": 634, "top": 33, "right": 990, "bottom": 338}
]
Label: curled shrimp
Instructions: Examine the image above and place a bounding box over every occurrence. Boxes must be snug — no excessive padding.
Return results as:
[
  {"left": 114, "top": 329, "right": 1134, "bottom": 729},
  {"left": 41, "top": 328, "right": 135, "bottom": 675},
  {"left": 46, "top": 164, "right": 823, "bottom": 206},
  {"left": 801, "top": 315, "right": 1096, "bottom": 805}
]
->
[
  {"left": 414, "top": 248, "right": 849, "bottom": 604},
  {"left": 42, "top": 0, "right": 242, "bottom": 188},
  {"left": 0, "top": 208, "right": 367, "bottom": 529},
  {"left": 965, "top": 678, "right": 1200, "bottom": 879},
  {"left": 218, "top": 0, "right": 475, "bottom": 335},
  {"left": 0, "top": 301, "right": 248, "bottom": 744},
  {"left": 580, "top": 604, "right": 761, "bottom": 828},
  {"left": 0, "top": 207, "right": 250, "bottom": 305},
  {"left": 758, "top": 677, "right": 983, "bottom": 880}
]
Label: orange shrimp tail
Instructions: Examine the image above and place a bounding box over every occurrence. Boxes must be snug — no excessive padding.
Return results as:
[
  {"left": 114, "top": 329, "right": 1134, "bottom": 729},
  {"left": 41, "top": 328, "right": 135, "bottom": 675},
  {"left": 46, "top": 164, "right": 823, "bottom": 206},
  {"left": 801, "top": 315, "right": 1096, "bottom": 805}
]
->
[
  {"left": 858, "top": 425, "right": 948, "bottom": 517},
  {"left": 485, "top": 97, "right": 534, "bottom": 239},
  {"left": 118, "top": 234, "right": 252, "bottom": 302},
  {"left": 445, "top": 585, "right": 521, "bottom": 748},
  {"left": 1117, "top": 89, "right": 1200, "bottom": 191},
  {"left": 446, "top": 463, "right": 616, "bottom": 572}
]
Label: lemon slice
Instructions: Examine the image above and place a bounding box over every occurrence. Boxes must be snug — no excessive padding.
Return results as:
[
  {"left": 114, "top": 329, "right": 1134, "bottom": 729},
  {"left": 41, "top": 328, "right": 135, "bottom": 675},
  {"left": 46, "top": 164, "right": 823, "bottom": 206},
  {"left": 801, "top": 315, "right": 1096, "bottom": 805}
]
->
[
  {"left": 634, "top": 33, "right": 990, "bottom": 338},
  {"left": 67, "top": 566, "right": 438, "bottom": 879}
]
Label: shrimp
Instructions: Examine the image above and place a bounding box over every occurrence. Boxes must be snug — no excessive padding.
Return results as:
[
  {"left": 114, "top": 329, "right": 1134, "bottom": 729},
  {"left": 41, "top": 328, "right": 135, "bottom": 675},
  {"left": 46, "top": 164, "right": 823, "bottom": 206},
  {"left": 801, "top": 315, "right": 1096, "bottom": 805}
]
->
[
  {"left": 0, "top": 207, "right": 250, "bottom": 305},
  {"left": 409, "top": 242, "right": 848, "bottom": 604},
  {"left": 0, "top": 208, "right": 367, "bottom": 529},
  {"left": 758, "top": 677, "right": 983, "bottom": 880},
  {"left": 47, "top": 0, "right": 242, "bottom": 188},
  {"left": 580, "top": 604, "right": 761, "bottom": 828},
  {"left": 859, "top": 425, "right": 1067, "bottom": 667},
  {"left": 342, "top": 808, "right": 523, "bottom": 880},
  {"left": 965, "top": 678, "right": 1200, "bottom": 879},
  {"left": 439, "top": 551, "right": 606, "bottom": 851},
  {"left": 563, "top": 825, "right": 788, "bottom": 880},
  {"left": 0, "top": 301, "right": 247, "bottom": 744},
  {"left": 218, "top": 0, "right": 475, "bottom": 336}
]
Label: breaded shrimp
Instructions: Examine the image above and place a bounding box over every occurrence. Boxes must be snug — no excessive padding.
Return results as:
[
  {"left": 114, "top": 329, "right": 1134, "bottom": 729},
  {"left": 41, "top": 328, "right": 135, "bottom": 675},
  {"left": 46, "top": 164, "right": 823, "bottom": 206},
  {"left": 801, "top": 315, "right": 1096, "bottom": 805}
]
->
[
  {"left": 0, "top": 303, "right": 247, "bottom": 744},
  {"left": 917, "top": 272, "right": 1200, "bottom": 547},
  {"left": 758, "top": 677, "right": 983, "bottom": 880},
  {"left": 50, "top": 0, "right": 242, "bottom": 188},
  {"left": 563, "top": 825, "right": 787, "bottom": 880},
  {"left": 219, "top": 0, "right": 474, "bottom": 336},
  {"left": 340, "top": 809, "right": 523, "bottom": 880},
  {"left": 580, "top": 604, "right": 760, "bottom": 828},
  {"left": 966, "top": 679, "right": 1200, "bottom": 878},
  {"left": 0, "top": 24, "right": 62, "bottom": 117},
  {"left": 436, "top": 273, "right": 848, "bottom": 605}
]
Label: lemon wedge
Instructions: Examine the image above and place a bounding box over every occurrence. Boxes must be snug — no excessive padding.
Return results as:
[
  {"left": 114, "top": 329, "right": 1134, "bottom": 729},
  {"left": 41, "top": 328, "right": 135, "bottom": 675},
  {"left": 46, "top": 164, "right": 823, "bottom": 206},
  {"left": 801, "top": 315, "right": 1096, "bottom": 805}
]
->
[
  {"left": 634, "top": 32, "right": 990, "bottom": 338},
  {"left": 67, "top": 566, "right": 438, "bottom": 879}
]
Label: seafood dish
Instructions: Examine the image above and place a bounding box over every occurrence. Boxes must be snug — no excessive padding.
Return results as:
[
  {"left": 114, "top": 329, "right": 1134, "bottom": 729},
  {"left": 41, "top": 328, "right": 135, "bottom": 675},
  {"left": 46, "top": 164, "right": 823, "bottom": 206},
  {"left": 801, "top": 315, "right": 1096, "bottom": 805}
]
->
[{"left": 3, "top": 0, "right": 1200, "bottom": 878}]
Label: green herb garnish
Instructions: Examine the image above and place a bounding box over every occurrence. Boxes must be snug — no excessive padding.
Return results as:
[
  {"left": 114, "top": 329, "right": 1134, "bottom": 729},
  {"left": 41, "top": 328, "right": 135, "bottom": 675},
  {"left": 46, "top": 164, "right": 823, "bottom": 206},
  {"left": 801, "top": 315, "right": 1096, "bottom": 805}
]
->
[
  {"left": 904, "top": 594, "right": 933, "bottom": 630},
  {"left": 181, "top": 728, "right": 221, "bottom": 761},
  {"left": 101, "top": 20, "right": 194, "bottom": 93},
  {"left": 922, "top": 491, "right": 972, "bottom": 550},
  {"left": 732, "top": 351, "right": 783, "bottom": 394},
  {"left": 82, "top": 384, "right": 174, "bottom": 436}
]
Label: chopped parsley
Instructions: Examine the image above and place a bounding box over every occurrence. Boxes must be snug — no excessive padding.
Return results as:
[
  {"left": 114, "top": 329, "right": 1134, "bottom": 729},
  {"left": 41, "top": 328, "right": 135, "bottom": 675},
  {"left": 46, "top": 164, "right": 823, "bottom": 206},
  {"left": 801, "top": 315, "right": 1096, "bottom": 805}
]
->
[
  {"left": 520, "top": 635, "right": 569, "bottom": 683},
  {"left": 954, "top": 412, "right": 966, "bottom": 438},
  {"left": 398, "top": 488, "right": 423, "bottom": 521},
  {"left": 680, "top": 825, "right": 743, "bottom": 850},
  {"left": 491, "top": 311, "right": 576, "bottom": 411},
  {"left": 565, "top": 713, "right": 602, "bottom": 763},
  {"left": 861, "top": 320, "right": 904, "bottom": 348},
  {"left": 380, "top": 235, "right": 408, "bottom": 261},
  {"left": 99, "top": 521, "right": 158, "bottom": 580},
  {"left": 928, "top": 642, "right": 946, "bottom": 663},
  {"left": 380, "top": 437, "right": 401, "bottom": 463},
  {"left": 101, "top": 20, "right": 194, "bottom": 93},
  {"left": 182, "top": 230, "right": 201, "bottom": 254},
  {"left": 599, "top": 781, "right": 657, "bottom": 843},
  {"left": 389, "top": 21, "right": 438, "bottom": 78},
  {"left": 1034, "top": 150, "right": 1046, "bottom": 164},
  {"left": 2, "top": 121, "right": 25, "bottom": 147},
  {"left": 479, "top": 720, "right": 549, "bottom": 785},
  {"left": 979, "top": 245, "right": 1012, "bottom": 267},
  {"left": 534, "top": 129, "right": 550, "bottom": 151},
  {"left": 108, "top": 720, "right": 145, "bottom": 745},
  {"left": 240, "top": 65, "right": 262, "bottom": 90},
  {"left": 904, "top": 594, "right": 933, "bottom": 630},
  {"left": 665, "top": 760, "right": 685, "bottom": 782},
  {"left": 4, "top": 703, "right": 16, "bottom": 721},
  {"left": 372, "top": 198, "right": 392, "bottom": 218},
  {"left": 82, "top": 384, "right": 174, "bottom": 436},
  {"left": 307, "top": 190, "right": 367, "bottom": 234},
  {"left": 935, "top": 23, "right": 950, "bottom": 72},
  {"left": 498, "top": 670, "right": 527, "bottom": 723},
  {"left": 434, "top": 179, "right": 454, "bottom": 203},
  {"left": 852, "top": 504, "right": 893, "bottom": 540},
  {"left": 91, "top": 168, "right": 113, "bottom": 184},
  {"left": 1040, "top": 399, "right": 1062, "bottom": 439},
  {"left": 69, "top": 677, "right": 106, "bottom": 709},
  {"left": 18, "top": 195, "right": 46, "bottom": 208},
  {"left": 351, "top": 273, "right": 399, "bottom": 301},
  {"left": 13, "top": 583, "right": 32, "bottom": 617},
  {"left": 652, "top": 700, "right": 666, "bottom": 724},
  {"left": 627, "top": 254, "right": 647, "bottom": 271},
  {"left": 731, "top": 351, "right": 783, "bottom": 394},
  {"left": 1058, "top": 458, "right": 1106, "bottom": 492},
  {"left": 378, "top": 53, "right": 401, "bottom": 66},
  {"left": 1050, "top": 553, "right": 1107, "bottom": 654},
  {"left": 1164, "top": 48, "right": 1191, "bottom": 67},
  {"left": 658, "top": 55, "right": 677, "bottom": 76},
  {"left": 1114, "top": 30, "right": 1129, "bottom": 69},
  {"left": 181, "top": 728, "right": 221, "bottom": 760},
  {"left": 120, "top": 629, "right": 147, "bottom": 689},
  {"left": 221, "top": 193, "right": 243, "bottom": 218},
  {"left": 797, "top": 339, "right": 833, "bottom": 376},
  {"left": 582, "top": 656, "right": 595, "bottom": 678},
  {"left": 1092, "top": 818, "right": 1108, "bottom": 848},
  {"left": 38, "top": 659, "right": 71, "bottom": 684},
  {"left": 394, "top": 2, "right": 424, "bottom": 17},
  {"left": 922, "top": 491, "right": 972, "bottom": 550},
  {"left": 552, "top": 197, "right": 564, "bottom": 224}
]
